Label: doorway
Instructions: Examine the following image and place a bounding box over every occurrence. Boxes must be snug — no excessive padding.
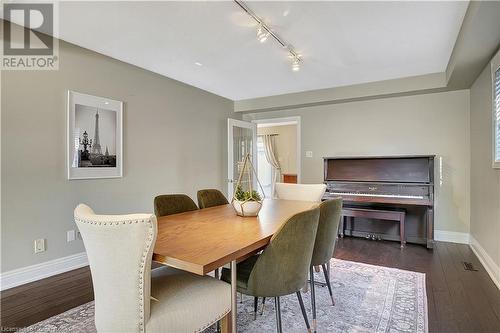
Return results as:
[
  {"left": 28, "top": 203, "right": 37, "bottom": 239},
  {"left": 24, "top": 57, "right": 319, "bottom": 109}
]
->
[{"left": 253, "top": 117, "right": 301, "bottom": 198}]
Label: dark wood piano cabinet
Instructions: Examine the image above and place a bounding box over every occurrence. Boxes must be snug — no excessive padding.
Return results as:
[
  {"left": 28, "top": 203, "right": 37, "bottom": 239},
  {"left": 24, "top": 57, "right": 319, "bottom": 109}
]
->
[{"left": 323, "top": 155, "right": 435, "bottom": 248}]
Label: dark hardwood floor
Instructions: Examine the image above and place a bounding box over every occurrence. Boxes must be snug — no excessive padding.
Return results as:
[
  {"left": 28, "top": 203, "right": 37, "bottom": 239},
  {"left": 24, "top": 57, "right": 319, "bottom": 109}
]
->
[
  {"left": 335, "top": 238, "right": 500, "bottom": 333},
  {"left": 1, "top": 266, "right": 94, "bottom": 330},
  {"left": 1, "top": 238, "right": 499, "bottom": 332}
]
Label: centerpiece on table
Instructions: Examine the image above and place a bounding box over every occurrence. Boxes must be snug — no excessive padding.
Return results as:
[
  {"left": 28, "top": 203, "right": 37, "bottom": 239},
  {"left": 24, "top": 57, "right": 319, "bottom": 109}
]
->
[{"left": 231, "top": 153, "right": 265, "bottom": 217}]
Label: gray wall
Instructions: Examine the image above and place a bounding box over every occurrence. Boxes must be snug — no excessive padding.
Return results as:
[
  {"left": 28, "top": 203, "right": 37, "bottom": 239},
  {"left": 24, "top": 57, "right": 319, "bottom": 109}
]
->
[
  {"left": 470, "top": 58, "right": 500, "bottom": 270},
  {"left": 244, "top": 90, "right": 471, "bottom": 234},
  {"left": 1, "top": 40, "right": 234, "bottom": 272}
]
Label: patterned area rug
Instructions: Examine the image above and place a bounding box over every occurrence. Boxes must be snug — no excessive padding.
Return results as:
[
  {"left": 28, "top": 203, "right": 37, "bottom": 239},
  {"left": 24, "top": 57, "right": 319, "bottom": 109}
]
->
[{"left": 22, "top": 259, "right": 427, "bottom": 333}]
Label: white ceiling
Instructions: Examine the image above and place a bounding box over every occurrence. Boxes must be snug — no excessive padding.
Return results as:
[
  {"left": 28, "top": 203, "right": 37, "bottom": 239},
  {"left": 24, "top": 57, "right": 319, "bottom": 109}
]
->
[{"left": 29, "top": 1, "right": 471, "bottom": 100}]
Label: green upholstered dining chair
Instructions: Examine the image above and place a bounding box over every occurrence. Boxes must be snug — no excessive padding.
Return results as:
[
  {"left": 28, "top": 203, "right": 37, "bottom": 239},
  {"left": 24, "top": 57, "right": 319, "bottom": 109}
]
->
[
  {"left": 153, "top": 194, "right": 198, "bottom": 217},
  {"left": 197, "top": 189, "right": 229, "bottom": 209},
  {"left": 309, "top": 198, "right": 342, "bottom": 330},
  {"left": 221, "top": 207, "right": 320, "bottom": 333},
  {"left": 197, "top": 188, "right": 230, "bottom": 280}
]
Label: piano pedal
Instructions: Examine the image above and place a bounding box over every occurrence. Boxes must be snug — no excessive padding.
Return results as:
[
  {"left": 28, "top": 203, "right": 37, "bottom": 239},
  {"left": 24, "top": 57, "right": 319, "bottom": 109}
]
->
[{"left": 365, "top": 234, "right": 383, "bottom": 241}]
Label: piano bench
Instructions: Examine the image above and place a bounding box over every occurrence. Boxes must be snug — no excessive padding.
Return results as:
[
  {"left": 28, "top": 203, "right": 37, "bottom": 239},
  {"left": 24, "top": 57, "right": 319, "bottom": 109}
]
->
[{"left": 340, "top": 207, "right": 406, "bottom": 248}]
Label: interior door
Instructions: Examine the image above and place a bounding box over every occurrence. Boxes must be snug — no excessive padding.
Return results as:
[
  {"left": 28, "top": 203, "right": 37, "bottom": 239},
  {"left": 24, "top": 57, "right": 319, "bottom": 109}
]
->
[{"left": 227, "top": 119, "right": 257, "bottom": 199}]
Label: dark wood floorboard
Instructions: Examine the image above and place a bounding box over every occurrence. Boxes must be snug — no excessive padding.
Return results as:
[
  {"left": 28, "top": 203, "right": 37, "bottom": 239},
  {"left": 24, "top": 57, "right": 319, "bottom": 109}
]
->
[
  {"left": 335, "top": 238, "right": 500, "bottom": 333},
  {"left": 0, "top": 266, "right": 94, "bottom": 329},
  {"left": 1, "top": 238, "right": 499, "bottom": 332}
]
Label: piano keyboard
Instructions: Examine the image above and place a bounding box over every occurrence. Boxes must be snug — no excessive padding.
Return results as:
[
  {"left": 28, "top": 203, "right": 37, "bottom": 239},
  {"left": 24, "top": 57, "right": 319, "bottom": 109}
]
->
[{"left": 328, "top": 192, "right": 424, "bottom": 199}]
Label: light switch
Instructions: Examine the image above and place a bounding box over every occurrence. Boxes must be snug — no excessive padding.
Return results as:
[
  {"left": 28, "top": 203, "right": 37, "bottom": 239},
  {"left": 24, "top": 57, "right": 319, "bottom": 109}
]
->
[{"left": 305, "top": 151, "right": 313, "bottom": 158}]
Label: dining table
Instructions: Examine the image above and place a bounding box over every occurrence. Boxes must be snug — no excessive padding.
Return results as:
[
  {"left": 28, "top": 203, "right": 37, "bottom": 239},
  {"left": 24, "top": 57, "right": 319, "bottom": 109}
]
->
[{"left": 152, "top": 198, "right": 318, "bottom": 333}]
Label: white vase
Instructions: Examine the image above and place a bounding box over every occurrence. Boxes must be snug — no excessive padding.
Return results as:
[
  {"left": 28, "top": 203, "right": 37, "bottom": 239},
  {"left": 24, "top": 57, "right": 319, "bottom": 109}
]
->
[{"left": 232, "top": 200, "right": 262, "bottom": 217}]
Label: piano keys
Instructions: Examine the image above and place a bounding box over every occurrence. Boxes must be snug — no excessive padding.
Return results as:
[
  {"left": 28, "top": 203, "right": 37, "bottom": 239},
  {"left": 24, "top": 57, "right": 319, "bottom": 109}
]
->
[{"left": 323, "top": 155, "right": 435, "bottom": 248}]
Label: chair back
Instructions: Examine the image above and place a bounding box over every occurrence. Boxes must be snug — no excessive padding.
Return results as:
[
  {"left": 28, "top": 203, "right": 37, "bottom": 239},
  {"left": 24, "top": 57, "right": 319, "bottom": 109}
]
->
[
  {"left": 75, "top": 204, "right": 157, "bottom": 333},
  {"left": 247, "top": 207, "right": 320, "bottom": 297},
  {"left": 197, "top": 189, "right": 229, "bottom": 209},
  {"left": 311, "top": 198, "right": 343, "bottom": 266},
  {"left": 154, "top": 194, "right": 198, "bottom": 217},
  {"left": 275, "top": 183, "right": 326, "bottom": 202}
]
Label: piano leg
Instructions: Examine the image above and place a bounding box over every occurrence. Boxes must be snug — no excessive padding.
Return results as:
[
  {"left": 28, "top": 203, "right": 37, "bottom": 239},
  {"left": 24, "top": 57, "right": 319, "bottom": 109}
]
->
[
  {"left": 426, "top": 207, "right": 434, "bottom": 249},
  {"left": 400, "top": 212, "right": 406, "bottom": 249}
]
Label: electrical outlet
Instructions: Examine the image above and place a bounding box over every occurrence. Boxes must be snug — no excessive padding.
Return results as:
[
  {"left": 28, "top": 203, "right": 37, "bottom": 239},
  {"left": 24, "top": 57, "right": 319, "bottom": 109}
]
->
[
  {"left": 34, "top": 238, "right": 46, "bottom": 253},
  {"left": 67, "top": 230, "right": 76, "bottom": 242},
  {"left": 305, "top": 151, "right": 313, "bottom": 158}
]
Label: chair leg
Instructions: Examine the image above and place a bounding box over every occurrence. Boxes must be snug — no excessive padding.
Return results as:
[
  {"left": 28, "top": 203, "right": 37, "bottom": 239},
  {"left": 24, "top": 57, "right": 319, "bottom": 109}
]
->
[
  {"left": 274, "top": 297, "right": 282, "bottom": 333},
  {"left": 296, "top": 291, "right": 312, "bottom": 333},
  {"left": 310, "top": 266, "right": 317, "bottom": 332},
  {"left": 253, "top": 297, "right": 258, "bottom": 320},
  {"left": 321, "top": 264, "right": 335, "bottom": 306},
  {"left": 261, "top": 297, "right": 266, "bottom": 315}
]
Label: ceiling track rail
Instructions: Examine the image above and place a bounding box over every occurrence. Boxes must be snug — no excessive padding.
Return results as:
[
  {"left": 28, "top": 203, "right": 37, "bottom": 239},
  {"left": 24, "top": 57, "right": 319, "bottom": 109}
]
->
[{"left": 233, "top": 0, "right": 302, "bottom": 61}]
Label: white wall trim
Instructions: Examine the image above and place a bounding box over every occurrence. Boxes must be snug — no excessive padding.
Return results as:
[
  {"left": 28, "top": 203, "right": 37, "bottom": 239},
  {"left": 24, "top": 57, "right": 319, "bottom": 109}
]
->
[
  {"left": 0, "top": 252, "right": 88, "bottom": 291},
  {"left": 470, "top": 236, "right": 500, "bottom": 290},
  {"left": 434, "top": 230, "right": 470, "bottom": 244}
]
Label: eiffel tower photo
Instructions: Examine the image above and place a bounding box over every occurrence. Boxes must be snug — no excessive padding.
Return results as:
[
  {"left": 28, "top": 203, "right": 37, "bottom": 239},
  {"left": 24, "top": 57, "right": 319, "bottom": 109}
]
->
[
  {"left": 75, "top": 104, "right": 117, "bottom": 168},
  {"left": 91, "top": 109, "right": 102, "bottom": 155}
]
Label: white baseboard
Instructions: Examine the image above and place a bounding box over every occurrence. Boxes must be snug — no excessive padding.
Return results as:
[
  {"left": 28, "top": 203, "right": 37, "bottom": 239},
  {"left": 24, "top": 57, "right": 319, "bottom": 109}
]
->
[
  {"left": 470, "top": 236, "right": 500, "bottom": 290},
  {"left": 0, "top": 252, "right": 88, "bottom": 291},
  {"left": 434, "top": 230, "right": 470, "bottom": 244}
]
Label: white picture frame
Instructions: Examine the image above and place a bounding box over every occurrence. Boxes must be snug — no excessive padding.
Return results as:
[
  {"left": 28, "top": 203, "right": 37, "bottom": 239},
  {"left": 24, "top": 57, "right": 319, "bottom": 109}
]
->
[
  {"left": 67, "top": 91, "right": 123, "bottom": 179},
  {"left": 491, "top": 50, "right": 500, "bottom": 169}
]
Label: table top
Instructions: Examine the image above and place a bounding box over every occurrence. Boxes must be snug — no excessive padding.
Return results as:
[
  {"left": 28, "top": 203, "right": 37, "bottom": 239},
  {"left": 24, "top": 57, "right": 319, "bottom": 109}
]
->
[{"left": 153, "top": 199, "right": 317, "bottom": 275}]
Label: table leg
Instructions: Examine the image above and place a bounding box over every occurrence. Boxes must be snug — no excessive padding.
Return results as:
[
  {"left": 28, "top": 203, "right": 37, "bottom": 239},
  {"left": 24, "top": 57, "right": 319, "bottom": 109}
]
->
[
  {"left": 231, "top": 260, "right": 237, "bottom": 332},
  {"left": 221, "top": 311, "right": 231, "bottom": 333}
]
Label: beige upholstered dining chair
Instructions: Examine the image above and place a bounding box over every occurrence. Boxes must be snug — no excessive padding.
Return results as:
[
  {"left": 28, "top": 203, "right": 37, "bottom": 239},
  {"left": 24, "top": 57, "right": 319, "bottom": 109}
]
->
[
  {"left": 75, "top": 204, "right": 231, "bottom": 333},
  {"left": 275, "top": 183, "right": 327, "bottom": 202}
]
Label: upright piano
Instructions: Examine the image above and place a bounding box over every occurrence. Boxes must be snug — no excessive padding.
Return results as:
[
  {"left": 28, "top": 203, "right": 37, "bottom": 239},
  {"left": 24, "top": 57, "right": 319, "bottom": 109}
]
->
[{"left": 322, "top": 155, "right": 435, "bottom": 248}]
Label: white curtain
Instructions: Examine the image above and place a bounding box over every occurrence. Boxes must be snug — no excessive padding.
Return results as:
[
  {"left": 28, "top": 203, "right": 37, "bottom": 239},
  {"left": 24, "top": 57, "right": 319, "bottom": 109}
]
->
[{"left": 263, "top": 135, "right": 281, "bottom": 197}]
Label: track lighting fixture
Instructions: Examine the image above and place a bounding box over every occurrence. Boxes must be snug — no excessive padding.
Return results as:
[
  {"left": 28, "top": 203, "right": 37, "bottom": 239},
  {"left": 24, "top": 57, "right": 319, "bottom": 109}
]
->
[
  {"left": 234, "top": 0, "right": 303, "bottom": 72},
  {"left": 256, "top": 24, "right": 270, "bottom": 43},
  {"left": 291, "top": 55, "right": 301, "bottom": 72}
]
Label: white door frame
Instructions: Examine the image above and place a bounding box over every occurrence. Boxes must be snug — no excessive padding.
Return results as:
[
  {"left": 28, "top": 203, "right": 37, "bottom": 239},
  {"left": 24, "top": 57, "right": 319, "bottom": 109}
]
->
[
  {"left": 251, "top": 116, "right": 302, "bottom": 184},
  {"left": 227, "top": 118, "right": 257, "bottom": 199}
]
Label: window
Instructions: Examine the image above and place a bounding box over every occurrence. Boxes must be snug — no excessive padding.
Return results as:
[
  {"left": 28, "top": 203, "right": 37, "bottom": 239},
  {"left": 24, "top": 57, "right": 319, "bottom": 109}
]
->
[{"left": 493, "top": 51, "right": 500, "bottom": 168}]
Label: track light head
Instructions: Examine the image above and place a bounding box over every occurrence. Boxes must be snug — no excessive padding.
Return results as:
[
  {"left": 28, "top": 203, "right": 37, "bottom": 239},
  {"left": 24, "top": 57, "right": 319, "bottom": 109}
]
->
[
  {"left": 290, "top": 54, "right": 301, "bottom": 72},
  {"left": 256, "top": 24, "right": 270, "bottom": 43}
]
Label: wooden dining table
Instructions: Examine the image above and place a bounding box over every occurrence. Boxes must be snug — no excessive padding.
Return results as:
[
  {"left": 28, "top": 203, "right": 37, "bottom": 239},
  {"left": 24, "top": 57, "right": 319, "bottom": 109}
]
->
[{"left": 152, "top": 199, "right": 317, "bottom": 332}]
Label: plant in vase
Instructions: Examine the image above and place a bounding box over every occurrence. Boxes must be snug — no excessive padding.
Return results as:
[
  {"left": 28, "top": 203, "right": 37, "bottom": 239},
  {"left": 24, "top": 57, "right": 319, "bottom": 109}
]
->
[{"left": 232, "top": 185, "right": 263, "bottom": 217}]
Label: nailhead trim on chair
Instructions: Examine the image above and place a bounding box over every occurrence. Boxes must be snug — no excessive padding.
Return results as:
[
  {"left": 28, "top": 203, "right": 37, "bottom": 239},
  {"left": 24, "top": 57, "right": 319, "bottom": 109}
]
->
[
  {"left": 75, "top": 216, "right": 154, "bottom": 333},
  {"left": 194, "top": 308, "right": 231, "bottom": 333}
]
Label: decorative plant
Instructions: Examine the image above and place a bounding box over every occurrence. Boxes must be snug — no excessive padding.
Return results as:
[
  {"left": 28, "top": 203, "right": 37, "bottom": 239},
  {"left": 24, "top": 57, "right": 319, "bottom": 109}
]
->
[
  {"left": 231, "top": 153, "right": 265, "bottom": 217},
  {"left": 234, "top": 185, "right": 262, "bottom": 202}
]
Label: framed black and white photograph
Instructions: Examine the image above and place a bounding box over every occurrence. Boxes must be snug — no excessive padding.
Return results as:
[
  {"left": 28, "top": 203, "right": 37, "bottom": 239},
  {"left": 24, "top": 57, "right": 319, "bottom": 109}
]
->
[{"left": 67, "top": 91, "right": 123, "bottom": 179}]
